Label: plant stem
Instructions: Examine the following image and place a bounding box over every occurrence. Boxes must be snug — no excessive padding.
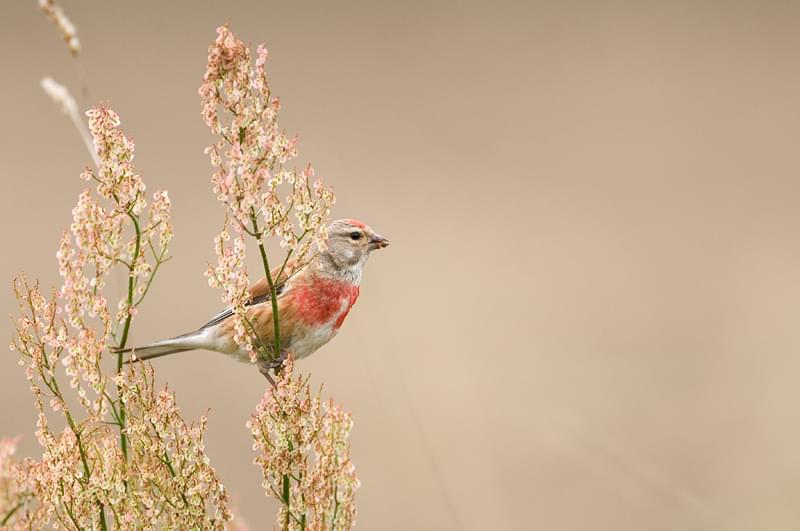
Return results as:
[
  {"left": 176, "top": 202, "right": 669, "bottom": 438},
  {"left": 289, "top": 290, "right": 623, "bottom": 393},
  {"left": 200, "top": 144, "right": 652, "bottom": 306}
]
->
[
  {"left": 48, "top": 372, "right": 107, "bottom": 530},
  {"left": 156, "top": 433, "right": 191, "bottom": 509},
  {"left": 118, "top": 213, "right": 141, "bottom": 364},
  {"left": 249, "top": 212, "right": 296, "bottom": 530},
  {"left": 0, "top": 501, "right": 23, "bottom": 526},
  {"left": 282, "top": 474, "right": 291, "bottom": 531},
  {"left": 115, "top": 212, "right": 141, "bottom": 468},
  {"left": 249, "top": 212, "right": 281, "bottom": 362}
]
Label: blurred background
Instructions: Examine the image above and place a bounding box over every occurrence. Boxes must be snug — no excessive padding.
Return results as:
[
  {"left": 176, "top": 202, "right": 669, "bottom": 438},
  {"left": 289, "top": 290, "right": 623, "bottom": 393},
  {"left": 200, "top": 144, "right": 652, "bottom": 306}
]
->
[{"left": 2, "top": 0, "right": 800, "bottom": 529}]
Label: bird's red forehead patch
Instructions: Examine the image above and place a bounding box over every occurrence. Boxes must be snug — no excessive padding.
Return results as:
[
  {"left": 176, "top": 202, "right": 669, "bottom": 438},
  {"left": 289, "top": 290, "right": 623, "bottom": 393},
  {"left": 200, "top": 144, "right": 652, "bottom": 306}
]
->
[
  {"left": 344, "top": 219, "right": 367, "bottom": 229},
  {"left": 293, "top": 279, "right": 360, "bottom": 328}
]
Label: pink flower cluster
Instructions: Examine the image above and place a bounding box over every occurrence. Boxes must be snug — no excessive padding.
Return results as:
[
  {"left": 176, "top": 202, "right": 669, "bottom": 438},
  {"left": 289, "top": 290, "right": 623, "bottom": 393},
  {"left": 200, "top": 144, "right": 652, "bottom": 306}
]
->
[
  {"left": 4, "top": 107, "right": 230, "bottom": 528},
  {"left": 0, "top": 437, "right": 36, "bottom": 524},
  {"left": 248, "top": 356, "right": 359, "bottom": 530},
  {"left": 8, "top": 282, "right": 231, "bottom": 528},
  {"left": 64, "top": 106, "right": 173, "bottom": 333},
  {"left": 199, "top": 27, "right": 358, "bottom": 529},
  {"left": 206, "top": 226, "right": 255, "bottom": 359},
  {"left": 117, "top": 364, "right": 232, "bottom": 527},
  {"left": 200, "top": 26, "right": 335, "bottom": 358}
]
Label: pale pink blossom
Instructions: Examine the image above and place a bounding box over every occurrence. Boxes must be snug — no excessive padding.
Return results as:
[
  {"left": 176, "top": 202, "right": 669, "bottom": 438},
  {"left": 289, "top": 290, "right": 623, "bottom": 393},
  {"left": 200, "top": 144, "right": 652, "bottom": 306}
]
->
[
  {"left": 200, "top": 25, "right": 335, "bottom": 357},
  {"left": 0, "top": 436, "right": 31, "bottom": 523},
  {"left": 249, "top": 356, "right": 359, "bottom": 530},
  {"left": 6, "top": 106, "right": 231, "bottom": 528}
]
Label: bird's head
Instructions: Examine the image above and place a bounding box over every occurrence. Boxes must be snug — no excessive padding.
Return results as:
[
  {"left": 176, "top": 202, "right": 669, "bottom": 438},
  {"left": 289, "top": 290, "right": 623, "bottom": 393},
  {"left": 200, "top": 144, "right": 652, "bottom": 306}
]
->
[{"left": 323, "top": 218, "right": 389, "bottom": 269}]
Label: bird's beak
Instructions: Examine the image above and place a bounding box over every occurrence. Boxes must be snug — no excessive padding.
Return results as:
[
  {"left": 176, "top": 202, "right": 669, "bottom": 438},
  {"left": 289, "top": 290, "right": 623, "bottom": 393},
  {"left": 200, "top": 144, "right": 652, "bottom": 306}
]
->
[{"left": 369, "top": 234, "right": 390, "bottom": 249}]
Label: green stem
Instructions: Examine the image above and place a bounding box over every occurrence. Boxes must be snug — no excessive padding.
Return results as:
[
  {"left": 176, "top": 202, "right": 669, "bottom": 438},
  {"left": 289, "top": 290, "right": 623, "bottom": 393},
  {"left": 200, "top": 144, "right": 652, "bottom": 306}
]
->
[
  {"left": 39, "top": 346, "right": 106, "bottom": 528},
  {"left": 332, "top": 483, "right": 340, "bottom": 527},
  {"left": 274, "top": 227, "right": 311, "bottom": 286},
  {"left": 249, "top": 213, "right": 281, "bottom": 362},
  {"left": 282, "top": 474, "right": 291, "bottom": 531},
  {"left": 133, "top": 242, "right": 170, "bottom": 306},
  {"left": 63, "top": 409, "right": 107, "bottom": 530},
  {"left": 99, "top": 507, "right": 108, "bottom": 531},
  {"left": 118, "top": 214, "right": 141, "bottom": 362},
  {"left": 161, "top": 449, "right": 191, "bottom": 508},
  {"left": 115, "top": 212, "right": 141, "bottom": 466},
  {"left": 41, "top": 353, "right": 91, "bottom": 488},
  {"left": 61, "top": 485, "right": 82, "bottom": 531},
  {"left": 0, "top": 501, "right": 23, "bottom": 525},
  {"left": 249, "top": 212, "right": 297, "bottom": 530}
]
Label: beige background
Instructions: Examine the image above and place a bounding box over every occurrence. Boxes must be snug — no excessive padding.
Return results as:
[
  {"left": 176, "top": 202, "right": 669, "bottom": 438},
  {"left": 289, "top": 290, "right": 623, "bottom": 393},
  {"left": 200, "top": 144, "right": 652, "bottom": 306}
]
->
[{"left": 3, "top": 1, "right": 800, "bottom": 529}]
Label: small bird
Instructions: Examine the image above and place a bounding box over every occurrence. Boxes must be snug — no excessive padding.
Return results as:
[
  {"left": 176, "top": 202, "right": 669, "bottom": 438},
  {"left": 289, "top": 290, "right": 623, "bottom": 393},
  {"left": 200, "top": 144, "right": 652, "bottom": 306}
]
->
[{"left": 123, "top": 219, "right": 388, "bottom": 382}]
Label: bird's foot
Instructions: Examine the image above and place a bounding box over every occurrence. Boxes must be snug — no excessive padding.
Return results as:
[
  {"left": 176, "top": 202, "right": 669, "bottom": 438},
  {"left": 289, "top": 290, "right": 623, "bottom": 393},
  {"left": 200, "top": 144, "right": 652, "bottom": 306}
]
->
[
  {"left": 256, "top": 350, "right": 289, "bottom": 387},
  {"left": 257, "top": 359, "right": 276, "bottom": 387},
  {"left": 267, "top": 349, "right": 289, "bottom": 370}
]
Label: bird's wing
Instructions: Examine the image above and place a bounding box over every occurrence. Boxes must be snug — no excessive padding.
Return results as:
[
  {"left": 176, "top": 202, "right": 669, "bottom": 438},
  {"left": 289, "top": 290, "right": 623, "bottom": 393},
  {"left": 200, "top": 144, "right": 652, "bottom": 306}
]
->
[{"left": 199, "top": 259, "right": 303, "bottom": 330}]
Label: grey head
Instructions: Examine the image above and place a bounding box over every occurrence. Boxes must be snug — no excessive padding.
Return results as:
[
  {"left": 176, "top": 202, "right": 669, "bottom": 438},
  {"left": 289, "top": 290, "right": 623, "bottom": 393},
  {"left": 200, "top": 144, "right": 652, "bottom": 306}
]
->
[{"left": 320, "top": 219, "right": 389, "bottom": 274}]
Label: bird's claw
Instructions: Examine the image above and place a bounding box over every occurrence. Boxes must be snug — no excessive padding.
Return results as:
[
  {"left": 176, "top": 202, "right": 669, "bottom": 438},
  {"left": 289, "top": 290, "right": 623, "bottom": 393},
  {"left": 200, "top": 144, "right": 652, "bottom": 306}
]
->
[
  {"left": 257, "top": 350, "right": 289, "bottom": 387},
  {"left": 257, "top": 359, "right": 276, "bottom": 387},
  {"left": 267, "top": 351, "right": 287, "bottom": 370}
]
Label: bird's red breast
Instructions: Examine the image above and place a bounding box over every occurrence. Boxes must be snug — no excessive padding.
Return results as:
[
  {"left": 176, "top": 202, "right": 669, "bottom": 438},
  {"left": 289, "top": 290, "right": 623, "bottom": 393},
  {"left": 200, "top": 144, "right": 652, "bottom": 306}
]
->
[{"left": 292, "top": 278, "right": 360, "bottom": 330}]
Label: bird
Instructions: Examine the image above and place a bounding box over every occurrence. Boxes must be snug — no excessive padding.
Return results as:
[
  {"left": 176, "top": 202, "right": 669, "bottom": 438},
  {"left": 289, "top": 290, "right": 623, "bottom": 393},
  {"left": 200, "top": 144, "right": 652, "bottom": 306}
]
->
[{"left": 121, "top": 219, "right": 388, "bottom": 382}]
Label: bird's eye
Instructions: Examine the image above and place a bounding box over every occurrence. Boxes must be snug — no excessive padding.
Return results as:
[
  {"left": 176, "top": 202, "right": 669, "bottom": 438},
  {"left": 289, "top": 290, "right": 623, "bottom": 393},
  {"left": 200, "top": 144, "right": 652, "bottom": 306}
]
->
[{"left": 349, "top": 232, "right": 362, "bottom": 240}]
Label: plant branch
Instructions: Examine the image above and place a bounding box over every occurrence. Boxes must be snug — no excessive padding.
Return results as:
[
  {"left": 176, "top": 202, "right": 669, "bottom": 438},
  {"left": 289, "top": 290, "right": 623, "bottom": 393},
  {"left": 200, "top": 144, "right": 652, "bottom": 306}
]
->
[
  {"left": 114, "top": 211, "right": 142, "bottom": 469},
  {"left": 249, "top": 211, "right": 281, "bottom": 363}
]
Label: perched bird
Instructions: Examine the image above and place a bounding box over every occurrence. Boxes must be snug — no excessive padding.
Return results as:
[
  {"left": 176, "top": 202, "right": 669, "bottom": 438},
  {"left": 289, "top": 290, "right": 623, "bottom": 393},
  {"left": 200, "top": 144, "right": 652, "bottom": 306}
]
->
[{"left": 122, "top": 219, "right": 388, "bottom": 382}]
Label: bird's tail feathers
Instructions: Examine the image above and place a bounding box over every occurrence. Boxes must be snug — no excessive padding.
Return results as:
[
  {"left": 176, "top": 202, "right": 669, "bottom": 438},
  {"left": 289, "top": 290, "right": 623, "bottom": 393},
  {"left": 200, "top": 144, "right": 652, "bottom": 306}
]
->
[{"left": 120, "top": 329, "right": 211, "bottom": 363}]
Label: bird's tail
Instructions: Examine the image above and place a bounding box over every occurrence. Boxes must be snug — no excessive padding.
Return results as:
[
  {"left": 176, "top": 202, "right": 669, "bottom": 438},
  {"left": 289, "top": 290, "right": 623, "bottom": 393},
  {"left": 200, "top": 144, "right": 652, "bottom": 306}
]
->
[{"left": 120, "top": 329, "right": 211, "bottom": 363}]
